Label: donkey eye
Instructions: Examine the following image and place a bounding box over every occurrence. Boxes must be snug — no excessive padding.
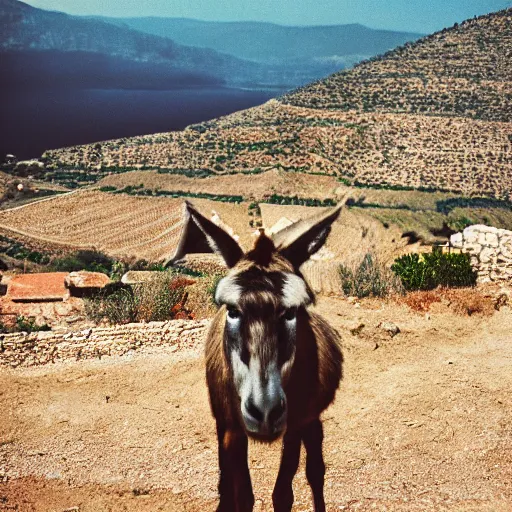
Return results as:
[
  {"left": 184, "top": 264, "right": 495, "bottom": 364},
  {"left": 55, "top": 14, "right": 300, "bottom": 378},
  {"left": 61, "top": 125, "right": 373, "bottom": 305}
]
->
[
  {"left": 282, "top": 307, "right": 297, "bottom": 321},
  {"left": 227, "top": 307, "right": 241, "bottom": 320}
]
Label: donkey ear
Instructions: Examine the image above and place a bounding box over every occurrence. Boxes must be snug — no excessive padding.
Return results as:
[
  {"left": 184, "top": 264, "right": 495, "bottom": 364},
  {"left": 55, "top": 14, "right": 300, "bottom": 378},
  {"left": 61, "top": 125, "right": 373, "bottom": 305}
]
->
[
  {"left": 273, "top": 206, "right": 341, "bottom": 268},
  {"left": 165, "top": 201, "right": 244, "bottom": 268}
]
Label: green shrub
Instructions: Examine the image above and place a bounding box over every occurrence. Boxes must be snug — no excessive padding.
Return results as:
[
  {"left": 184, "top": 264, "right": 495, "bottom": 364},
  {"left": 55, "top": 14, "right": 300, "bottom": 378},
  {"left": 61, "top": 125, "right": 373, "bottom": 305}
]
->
[
  {"left": 391, "top": 251, "right": 477, "bottom": 291},
  {"left": 0, "top": 316, "right": 51, "bottom": 334},
  {"left": 85, "top": 287, "right": 138, "bottom": 324},
  {"left": 85, "top": 272, "right": 188, "bottom": 324},
  {"left": 339, "top": 253, "right": 403, "bottom": 298},
  {"left": 50, "top": 250, "right": 115, "bottom": 275}
]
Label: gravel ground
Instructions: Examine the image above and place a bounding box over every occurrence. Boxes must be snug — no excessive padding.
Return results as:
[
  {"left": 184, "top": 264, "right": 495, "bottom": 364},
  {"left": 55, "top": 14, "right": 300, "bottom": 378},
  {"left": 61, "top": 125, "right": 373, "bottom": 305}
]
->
[{"left": 1, "top": 297, "right": 511, "bottom": 511}]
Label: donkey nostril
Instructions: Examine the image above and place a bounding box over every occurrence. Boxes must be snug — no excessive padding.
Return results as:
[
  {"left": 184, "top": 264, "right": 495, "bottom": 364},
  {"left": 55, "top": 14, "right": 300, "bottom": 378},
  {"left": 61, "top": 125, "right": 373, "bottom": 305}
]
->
[
  {"left": 268, "top": 398, "right": 286, "bottom": 426},
  {"left": 245, "top": 399, "right": 264, "bottom": 423}
]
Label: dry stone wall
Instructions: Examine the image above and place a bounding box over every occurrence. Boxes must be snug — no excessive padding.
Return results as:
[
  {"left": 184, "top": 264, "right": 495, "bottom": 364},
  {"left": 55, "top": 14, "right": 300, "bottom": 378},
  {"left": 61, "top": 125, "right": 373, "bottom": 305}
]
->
[
  {"left": 450, "top": 225, "right": 512, "bottom": 283},
  {"left": 0, "top": 319, "right": 210, "bottom": 369}
]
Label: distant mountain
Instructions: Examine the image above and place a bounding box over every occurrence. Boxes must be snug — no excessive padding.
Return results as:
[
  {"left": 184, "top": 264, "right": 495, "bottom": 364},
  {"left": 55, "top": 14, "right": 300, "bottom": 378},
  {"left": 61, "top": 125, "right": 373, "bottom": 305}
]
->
[
  {"left": 96, "top": 16, "right": 423, "bottom": 85},
  {"left": 0, "top": 0, "right": 423, "bottom": 90},
  {"left": 44, "top": 8, "right": 512, "bottom": 201},
  {"left": 98, "top": 17, "right": 422, "bottom": 63},
  {"left": 0, "top": 0, "right": 266, "bottom": 88}
]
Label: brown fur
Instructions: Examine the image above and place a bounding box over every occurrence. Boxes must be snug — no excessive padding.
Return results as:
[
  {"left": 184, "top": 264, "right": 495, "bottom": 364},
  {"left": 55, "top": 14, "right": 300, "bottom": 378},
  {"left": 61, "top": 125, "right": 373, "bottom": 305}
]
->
[
  {"left": 206, "top": 307, "right": 342, "bottom": 433},
  {"left": 177, "top": 203, "right": 344, "bottom": 511},
  {"left": 205, "top": 250, "right": 342, "bottom": 512}
]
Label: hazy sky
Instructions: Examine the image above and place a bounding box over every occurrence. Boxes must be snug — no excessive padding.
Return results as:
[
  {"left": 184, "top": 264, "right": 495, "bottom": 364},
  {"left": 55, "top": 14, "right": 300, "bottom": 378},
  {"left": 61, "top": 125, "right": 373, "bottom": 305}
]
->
[{"left": 24, "top": 0, "right": 511, "bottom": 33}]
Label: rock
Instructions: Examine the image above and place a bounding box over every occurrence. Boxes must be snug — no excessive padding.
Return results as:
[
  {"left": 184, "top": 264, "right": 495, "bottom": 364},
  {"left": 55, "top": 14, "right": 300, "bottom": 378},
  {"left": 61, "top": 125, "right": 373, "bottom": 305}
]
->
[
  {"left": 65, "top": 271, "right": 110, "bottom": 297},
  {"left": 501, "top": 236, "right": 512, "bottom": 260},
  {"left": 494, "top": 293, "right": 509, "bottom": 311},
  {"left": 485, "top": 232, "right": 499, "bottom": 247},
  {"left": 349, "top": 323, "right": 365, "bottom": 336},
  {"left": 450, "top": 233, "right": 463, "bottom": 247},
  {"left": 479, "top": 247, "right": 496, "bottom": 264},
  {"left": 65, "top": 271, "right": 110, "bottom": 289},
  {"left": 121, "top": 271, "right": 160, "bottom": 285},
  {"left": 465, "top": 225, "right": 498, "bottom": 235},
  {"left": 462, "top": 243, "right": 481, "bottom": 254},
  {"left": 65, "top": 315, "right": 83, "bottom": 324},
  {"left": 379, "top": 322, "right": 400, "bottom": 337},
  {"left": 464, "top": 231, "right": 478, "bottom": 244}
]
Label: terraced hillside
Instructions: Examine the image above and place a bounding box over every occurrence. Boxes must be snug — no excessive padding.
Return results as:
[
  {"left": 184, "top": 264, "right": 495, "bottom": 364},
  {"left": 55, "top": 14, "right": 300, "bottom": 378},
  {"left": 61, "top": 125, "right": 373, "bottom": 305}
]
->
[
  {"left": 283, "top": 9, "right": 512, "bottom": 121},
  {"left": 0, "top": 188, "right": 421, "bottom": 264},
  {"left": 42, "top": 8, "right": 512, "bottom": 201}
]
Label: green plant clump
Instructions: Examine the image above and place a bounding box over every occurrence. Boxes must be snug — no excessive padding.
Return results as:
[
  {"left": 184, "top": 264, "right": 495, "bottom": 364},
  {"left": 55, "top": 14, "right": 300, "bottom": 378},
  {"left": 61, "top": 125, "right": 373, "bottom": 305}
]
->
[
  {"left": 85, "top": 272, "right": 188, "bottom": 324},
  {"left": 0, "top": 316, "right": 51, "bottom": 334},
  {"left": 391, "top": 251, "right": 477, "bottom": 291},
  {"left": 50, "top": 250, "right": 116, "bottom": 275},
  {"left": 339, "top": 253, "right": 403, "bottom": 298}
]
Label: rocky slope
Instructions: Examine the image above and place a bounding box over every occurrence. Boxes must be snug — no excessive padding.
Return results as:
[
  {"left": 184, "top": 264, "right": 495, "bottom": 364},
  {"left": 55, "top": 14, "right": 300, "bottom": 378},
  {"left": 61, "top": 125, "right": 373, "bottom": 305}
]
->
[{"left": 42, "top": 8, "right": 512, "bottom": 200}]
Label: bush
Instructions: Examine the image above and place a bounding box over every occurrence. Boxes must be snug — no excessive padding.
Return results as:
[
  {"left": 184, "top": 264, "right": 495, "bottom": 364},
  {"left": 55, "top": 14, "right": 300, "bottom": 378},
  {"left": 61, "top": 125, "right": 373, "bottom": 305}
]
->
[
  {"left": 0, "top": 316, "right": 51, "bottom": 334},
  {"left": 50, "top": 250, "right": 116, "bottom": 275},
  {"left": 339, "top": 253, "right": 403, "bottom": 298},
  {"left": 391, "top": 251, "right": 477, "bottom": 291},
  {"left": 85, "top": 272, "right": 191, "bottom": 324},
  {"left": 85, "top": 287, "right": 138, "bottom": 325}
]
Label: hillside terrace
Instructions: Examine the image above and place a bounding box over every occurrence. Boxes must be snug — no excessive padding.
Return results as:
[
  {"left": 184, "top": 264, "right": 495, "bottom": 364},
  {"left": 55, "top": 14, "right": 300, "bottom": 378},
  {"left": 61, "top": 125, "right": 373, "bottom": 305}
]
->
[{"left": 43, "top": 105, "right": 512, "bottom": 200}]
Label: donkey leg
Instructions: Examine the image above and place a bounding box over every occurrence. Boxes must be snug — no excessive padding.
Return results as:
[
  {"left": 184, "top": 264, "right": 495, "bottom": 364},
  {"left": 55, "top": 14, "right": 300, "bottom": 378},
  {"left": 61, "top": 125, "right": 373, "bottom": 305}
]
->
[
  {"left": 216, "top": 425, "right": 235, "bottom": 512},
  {"left": 272, "top": 430, "right": 301, "bottom": 512},
  {"left": 217, "top": 425, "right": 254, "bottom": 512},
  {"left": 302, "top": 419, "right": 326, "bottom": 512}
]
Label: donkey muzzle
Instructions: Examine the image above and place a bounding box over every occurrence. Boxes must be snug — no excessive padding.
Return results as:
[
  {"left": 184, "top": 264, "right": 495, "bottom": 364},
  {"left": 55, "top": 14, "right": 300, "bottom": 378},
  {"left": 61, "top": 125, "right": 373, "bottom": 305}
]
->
[{"left": 242, "top": 394, "right": 287, "bottom": 439}]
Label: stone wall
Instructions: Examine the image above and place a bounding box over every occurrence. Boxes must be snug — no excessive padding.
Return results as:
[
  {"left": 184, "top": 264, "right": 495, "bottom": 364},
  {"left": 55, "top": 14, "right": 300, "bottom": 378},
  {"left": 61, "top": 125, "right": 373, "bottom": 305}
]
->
[
  {"left": 450, "top": 225, "right": 512, "bottom": 283},
  {"left": 0, "top": 319, "right": 210, "bottom": 369}
]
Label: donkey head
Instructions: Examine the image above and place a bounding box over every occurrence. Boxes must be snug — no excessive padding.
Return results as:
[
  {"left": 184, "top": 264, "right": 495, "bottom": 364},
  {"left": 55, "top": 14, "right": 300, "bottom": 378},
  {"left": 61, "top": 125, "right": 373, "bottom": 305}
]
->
[{"left": 168, "top": 201, "right": 341, "bottom": 441}]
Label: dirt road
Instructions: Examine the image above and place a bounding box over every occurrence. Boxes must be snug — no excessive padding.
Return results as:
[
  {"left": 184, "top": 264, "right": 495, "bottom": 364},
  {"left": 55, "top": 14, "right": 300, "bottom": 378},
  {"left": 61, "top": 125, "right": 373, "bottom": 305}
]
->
[{"left": 1, "top": 298, "right": 511, "bottom": 511}]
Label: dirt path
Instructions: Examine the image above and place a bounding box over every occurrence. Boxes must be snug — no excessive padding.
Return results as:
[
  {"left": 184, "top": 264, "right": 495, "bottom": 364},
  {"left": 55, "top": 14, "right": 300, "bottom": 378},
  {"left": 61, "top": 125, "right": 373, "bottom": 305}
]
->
[{"left": 1, "top": 298, "right": 511, "bottom": 511}]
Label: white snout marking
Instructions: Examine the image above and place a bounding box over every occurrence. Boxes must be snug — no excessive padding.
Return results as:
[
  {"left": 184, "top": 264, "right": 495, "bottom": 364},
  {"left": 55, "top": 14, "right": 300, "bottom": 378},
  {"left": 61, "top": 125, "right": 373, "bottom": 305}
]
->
[{"left": 231, "top": 352, "right": 285, "bottom": 432}]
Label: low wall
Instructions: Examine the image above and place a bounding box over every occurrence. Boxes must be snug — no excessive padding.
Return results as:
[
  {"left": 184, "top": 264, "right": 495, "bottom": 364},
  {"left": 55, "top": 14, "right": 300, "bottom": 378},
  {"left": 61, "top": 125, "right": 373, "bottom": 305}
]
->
[
  {"left": 0, "top": 319, "right": 210, "bottom": 369},
  {"left": 450, "top": 225, "right": 512, "bottom": 283}
]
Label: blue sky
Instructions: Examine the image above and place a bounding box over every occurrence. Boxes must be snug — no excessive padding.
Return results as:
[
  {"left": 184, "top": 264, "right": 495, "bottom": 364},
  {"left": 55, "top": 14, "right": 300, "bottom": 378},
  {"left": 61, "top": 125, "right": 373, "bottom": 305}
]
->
[{"left": 24, "top": 0, "right": 511, "bottom": 33}]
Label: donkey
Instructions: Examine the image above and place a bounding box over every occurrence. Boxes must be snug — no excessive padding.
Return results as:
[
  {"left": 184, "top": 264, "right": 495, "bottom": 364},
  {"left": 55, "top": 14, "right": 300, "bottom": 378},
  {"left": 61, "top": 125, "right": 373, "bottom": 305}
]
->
[{"left": 169, "top": 202, "right": 343, "bottom": 512}]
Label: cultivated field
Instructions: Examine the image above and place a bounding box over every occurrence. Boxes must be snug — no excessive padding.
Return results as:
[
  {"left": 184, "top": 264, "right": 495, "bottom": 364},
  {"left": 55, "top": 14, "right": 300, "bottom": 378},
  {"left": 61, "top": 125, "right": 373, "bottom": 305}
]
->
[
  {"left": 43, "top": 106, "right": 512, "bottom": 200},
  {"left": 0, "top": 189, "right": 420, "bottom": 269},
  {"left": 0, "top": 191, "right": 253, "bottom": 262},
  {"left": 98, "top": 169, "right": 341, "bottom": 201}
]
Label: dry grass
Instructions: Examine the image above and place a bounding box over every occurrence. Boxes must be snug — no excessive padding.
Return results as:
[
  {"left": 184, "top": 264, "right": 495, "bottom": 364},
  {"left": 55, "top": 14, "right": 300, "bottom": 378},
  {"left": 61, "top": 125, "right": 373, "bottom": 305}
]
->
[
  {"left": 399, "top": 287, "right": 495, "bottom": 316},
  {"left": 97, "top": 169, "right": 339, "bottom": 202}
]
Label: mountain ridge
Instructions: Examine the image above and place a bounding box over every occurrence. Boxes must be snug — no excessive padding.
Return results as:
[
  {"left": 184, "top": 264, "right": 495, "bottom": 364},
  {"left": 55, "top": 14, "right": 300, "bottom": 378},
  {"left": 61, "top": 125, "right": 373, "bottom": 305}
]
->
[
  {"left": 0, "top": 0, "right": 266, "bottom": 87},
  {"left": 96, "top": 15, "right": 422, "bottom": 68}
]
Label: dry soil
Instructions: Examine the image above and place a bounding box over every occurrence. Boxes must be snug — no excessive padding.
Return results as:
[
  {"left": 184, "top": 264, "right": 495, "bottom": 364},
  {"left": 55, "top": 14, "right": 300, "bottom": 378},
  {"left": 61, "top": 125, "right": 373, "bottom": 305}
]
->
[{"left": 1, "top": 298, "right": 511, "bottom": 511}]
